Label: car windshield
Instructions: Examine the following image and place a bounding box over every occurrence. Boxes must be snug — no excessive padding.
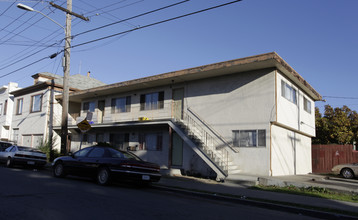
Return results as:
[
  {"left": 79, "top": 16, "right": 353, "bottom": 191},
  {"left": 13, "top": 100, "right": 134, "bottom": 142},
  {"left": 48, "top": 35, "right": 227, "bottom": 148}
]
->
[{"left": 107, "top": 148, "right": 141, "bottom": 161}]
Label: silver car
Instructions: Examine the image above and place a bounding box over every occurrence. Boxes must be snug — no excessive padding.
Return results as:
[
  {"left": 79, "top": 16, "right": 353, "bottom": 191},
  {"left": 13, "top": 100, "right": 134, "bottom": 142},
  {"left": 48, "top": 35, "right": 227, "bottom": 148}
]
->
[
  {"left": 331, "top": 163, "right": 358, "bottom": 179},
  {"left": 0, "top": 146, "right": 47, "bottom": 168}
]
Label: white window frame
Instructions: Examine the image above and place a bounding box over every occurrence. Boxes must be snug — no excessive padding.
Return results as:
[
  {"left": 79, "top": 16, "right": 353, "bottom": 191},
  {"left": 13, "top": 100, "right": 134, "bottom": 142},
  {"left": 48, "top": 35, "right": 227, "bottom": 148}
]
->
[
  {"left": 303, "top": 97, "right": 312, "bottom": 114},
  {"left": 281, "top": 80, "right": 297, "bottom": 104},
  {"left": 233, "top": 129, "right": 266, "bottom": 147},
  {"left": 31, "top": 94, "right": 42, "bottom": 113},
  {"left": 16, "top": 98, "right": 23, "bottom": 115}
]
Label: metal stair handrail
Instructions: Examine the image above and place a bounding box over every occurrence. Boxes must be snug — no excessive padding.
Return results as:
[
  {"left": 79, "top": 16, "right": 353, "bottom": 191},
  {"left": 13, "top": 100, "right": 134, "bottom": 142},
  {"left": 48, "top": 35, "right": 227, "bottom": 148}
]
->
[
  {"left": 186, "top": 108, "right": 238, "bottom": 153},
  {"left": 179, "top": 108, "right": 237, "bottom": 174}
]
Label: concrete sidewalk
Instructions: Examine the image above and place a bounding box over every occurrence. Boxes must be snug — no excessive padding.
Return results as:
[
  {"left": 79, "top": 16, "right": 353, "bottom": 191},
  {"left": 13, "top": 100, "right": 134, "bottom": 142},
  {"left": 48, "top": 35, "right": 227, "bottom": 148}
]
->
[{"left": 152, "top": 174, "right": 358, "bottom": 218}]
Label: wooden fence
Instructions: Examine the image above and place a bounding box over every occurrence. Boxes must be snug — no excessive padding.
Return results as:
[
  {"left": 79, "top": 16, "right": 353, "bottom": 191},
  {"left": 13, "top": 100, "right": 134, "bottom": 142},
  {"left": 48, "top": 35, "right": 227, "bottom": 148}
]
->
[{"left": 312, "top": 144, "right": 358, "bottom": 174}]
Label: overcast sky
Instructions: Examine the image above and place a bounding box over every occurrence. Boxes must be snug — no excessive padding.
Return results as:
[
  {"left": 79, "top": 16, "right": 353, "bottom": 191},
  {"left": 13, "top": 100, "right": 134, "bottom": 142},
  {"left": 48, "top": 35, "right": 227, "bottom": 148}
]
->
[{"left": 1, "top": 0, "right": 357, "bottom": 112}]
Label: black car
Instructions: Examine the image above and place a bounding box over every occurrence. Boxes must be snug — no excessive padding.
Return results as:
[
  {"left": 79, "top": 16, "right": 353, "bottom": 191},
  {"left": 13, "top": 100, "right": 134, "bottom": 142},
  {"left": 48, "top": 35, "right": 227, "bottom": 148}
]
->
[{"left": 52, "top": 145, "right": 161, "bottom": 185}]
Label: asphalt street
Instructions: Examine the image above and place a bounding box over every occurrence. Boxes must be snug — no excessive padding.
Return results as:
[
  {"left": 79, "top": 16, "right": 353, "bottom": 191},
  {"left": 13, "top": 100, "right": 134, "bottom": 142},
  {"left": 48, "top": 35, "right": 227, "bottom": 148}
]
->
[{"left": 0, "top": 165, "right": 322, "bottom": 220}]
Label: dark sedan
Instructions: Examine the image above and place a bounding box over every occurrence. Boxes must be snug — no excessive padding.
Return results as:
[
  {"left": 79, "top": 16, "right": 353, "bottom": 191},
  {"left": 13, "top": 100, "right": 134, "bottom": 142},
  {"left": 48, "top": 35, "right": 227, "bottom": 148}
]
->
[{"left": 52, "top": 145, "right": 161, "bottom": 185}]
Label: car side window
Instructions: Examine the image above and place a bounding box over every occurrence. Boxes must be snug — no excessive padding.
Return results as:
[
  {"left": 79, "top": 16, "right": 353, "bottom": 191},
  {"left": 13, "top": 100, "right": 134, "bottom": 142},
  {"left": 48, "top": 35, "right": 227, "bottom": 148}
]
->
[
  {"left": 74, "top": 147, "right": 92, "bottom": 157},
  {"left": 87, "top": 148, "right": 105, "bottom": 158},
  {"left": 5, "top": 146, "right": 13, "bottom": 152}
]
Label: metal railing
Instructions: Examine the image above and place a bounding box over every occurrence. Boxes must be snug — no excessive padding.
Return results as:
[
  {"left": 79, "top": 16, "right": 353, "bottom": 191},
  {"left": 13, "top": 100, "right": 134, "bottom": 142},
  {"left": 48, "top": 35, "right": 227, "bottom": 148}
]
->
[{"left": 179, "top": 108, "right": 233, "bottom": 173}]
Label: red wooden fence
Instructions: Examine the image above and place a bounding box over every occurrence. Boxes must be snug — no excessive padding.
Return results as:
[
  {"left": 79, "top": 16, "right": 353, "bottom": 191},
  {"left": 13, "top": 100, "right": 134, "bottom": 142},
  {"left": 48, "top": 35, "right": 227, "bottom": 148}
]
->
[{"left": 312, "top": 144, "right": 358, "bottom": 174}]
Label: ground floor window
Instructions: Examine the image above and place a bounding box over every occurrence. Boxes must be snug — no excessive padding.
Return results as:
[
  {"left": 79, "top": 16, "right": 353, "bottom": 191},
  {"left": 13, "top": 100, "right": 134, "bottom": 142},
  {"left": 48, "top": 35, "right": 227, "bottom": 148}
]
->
[
  {"left": 233, "top": 129, "right": 266, "bottom": 147},
  {"left": 139, "top": 132, "right": 163, "bottom": 151},
  {"left": 110, "top": 133, "right": 129, "bottom": 150}
]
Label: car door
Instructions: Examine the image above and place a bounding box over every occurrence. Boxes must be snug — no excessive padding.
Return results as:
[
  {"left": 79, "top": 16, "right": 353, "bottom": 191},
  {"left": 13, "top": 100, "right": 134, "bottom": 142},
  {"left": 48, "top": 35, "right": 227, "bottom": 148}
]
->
[
  {"left": 80, "top": 147, "right": 106, "bottom": 176},
  {"left": 66, "top": 147, "right": 93, "bottom": 175}
]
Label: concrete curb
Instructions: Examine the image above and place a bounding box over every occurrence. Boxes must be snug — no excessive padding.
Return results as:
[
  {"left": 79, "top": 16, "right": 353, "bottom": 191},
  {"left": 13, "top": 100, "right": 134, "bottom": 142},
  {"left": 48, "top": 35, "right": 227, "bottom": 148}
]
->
[{"left": 152, "top": 183, "right": 358, "bottom": 220}]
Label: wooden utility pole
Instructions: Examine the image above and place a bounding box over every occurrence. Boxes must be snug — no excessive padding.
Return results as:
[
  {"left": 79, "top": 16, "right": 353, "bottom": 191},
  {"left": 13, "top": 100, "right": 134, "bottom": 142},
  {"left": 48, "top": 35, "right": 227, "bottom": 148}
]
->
[{"left": 50, "top": 0, "right": 89, "bottom": 155}]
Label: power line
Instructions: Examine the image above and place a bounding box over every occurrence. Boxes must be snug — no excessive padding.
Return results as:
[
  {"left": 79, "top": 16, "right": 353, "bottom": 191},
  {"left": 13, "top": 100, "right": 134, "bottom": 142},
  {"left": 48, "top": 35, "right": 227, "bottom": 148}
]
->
[
  {"left": 0, "top": 56, "right": 50, "bottom": 79},
  {"left": 323, "top": 96, "right": 358, "bottom": 100},
  {"left": 73, "top": 0, "right": 190, "bottom": 38},
  {"left": 72, "top": 0, "right": 242, "bottom": 48}
]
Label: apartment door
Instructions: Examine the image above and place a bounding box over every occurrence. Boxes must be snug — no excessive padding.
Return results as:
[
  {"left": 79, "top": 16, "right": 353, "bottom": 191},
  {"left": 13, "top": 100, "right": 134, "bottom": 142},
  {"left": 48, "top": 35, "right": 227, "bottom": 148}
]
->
[
  {"left": 172, "top": 88, "right": 184, "bottom": 120},
  {"left": 172, "top": 133, "right": 183, "bottom": 166},
  {"left": 98, "top": 100, "right": 105, "bottom": 123}
]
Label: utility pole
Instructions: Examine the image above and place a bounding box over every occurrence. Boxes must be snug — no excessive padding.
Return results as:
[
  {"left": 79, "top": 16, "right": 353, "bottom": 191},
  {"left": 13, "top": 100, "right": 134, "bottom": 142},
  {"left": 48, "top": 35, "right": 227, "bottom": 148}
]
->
[{"left": 49, "top": 0, "right": 89, "bottom": 155}]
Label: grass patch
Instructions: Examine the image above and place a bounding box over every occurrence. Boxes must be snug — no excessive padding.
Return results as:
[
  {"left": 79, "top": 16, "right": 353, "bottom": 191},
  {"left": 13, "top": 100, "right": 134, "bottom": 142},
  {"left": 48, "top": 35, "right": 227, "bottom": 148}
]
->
[{"left": 251, "top": 185, "right": 358, "bottom": 203}]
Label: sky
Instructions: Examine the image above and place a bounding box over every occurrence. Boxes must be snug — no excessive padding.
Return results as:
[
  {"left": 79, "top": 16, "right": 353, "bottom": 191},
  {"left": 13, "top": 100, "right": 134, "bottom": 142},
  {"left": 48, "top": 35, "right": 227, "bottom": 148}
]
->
[{"left": 0, "top": 0, "right": 357, "bottom": 113}]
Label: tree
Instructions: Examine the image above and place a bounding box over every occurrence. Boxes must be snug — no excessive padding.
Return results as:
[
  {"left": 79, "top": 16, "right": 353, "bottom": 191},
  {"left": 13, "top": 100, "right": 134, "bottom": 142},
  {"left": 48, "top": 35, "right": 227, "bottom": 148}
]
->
[{"left": 313, "top": 105, "right": 358, "bottom": 145}]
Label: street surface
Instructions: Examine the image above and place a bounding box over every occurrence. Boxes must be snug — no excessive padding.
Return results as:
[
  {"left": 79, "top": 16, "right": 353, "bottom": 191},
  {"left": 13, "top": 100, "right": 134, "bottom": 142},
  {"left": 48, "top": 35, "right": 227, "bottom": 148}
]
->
[{"left": 0, "top": 165, "right": 321, "bottom": 220}]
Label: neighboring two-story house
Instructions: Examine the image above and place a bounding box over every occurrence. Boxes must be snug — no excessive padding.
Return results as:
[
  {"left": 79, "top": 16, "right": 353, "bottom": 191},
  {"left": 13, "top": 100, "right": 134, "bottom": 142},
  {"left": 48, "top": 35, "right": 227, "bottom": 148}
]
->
[
  {"left": 10, "top": 72, "right": 105, "bottom": 150},
  {"left": 0, "top": 82, "right": 20, "bottom": 142},
  {"left": 55, "top": 52, "right": 321, "bottom": 180}
]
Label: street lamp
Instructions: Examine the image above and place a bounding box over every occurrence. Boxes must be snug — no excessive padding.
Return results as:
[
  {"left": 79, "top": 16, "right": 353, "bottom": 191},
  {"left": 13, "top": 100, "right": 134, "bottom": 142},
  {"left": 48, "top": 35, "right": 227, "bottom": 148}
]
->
[
  {"left": 17, "top": 4, "right": 65, "bottom": 30},
  {"left": 17, "top": 3, "right": 71, "bottom": 156}
]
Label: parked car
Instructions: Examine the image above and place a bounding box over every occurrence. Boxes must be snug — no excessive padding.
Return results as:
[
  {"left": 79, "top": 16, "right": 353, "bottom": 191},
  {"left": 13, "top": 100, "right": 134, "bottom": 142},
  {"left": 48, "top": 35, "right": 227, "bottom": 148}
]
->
[
  {"left": 52, "top": 145, "right": 161, "bottom": 185},
  {"left": 331, "top": 163, "right": 358, "bottom": 179},
  {"left": 0, "top": 141, "right": 13, "bottom": 152},
  {"left": 0, "top": 145, "right": 47, "bottom": 168}
]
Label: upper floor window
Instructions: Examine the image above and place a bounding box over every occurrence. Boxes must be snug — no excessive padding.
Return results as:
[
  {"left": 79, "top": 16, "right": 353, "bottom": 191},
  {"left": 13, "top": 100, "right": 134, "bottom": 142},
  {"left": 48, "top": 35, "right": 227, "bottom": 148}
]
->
[
  {"left": 140, "top": 91, "right": 164, "bottom": 111},
  {"left": 31, "top": 94, "right": 42, "bottom": 113},
  {"left": 0, "top": 103, "right": 2, "bottom": 116},
  {"left": 111, "top": 96, "right": 131, "bottom": 113},
  {"left": 83, "top": 101, "right": 95, "bottom": 113},
  {"left": 3, "top": 100, "right": 7, "bottom": 115},
  {"left": 281, "top": 80, "right": 297, "bottom": 104},
  {"left": 16, "top": 98, "right": 23, "bottom": 115},
  {"left": 233, "top": 129, "right": 266, "bottom": 147},
  {"left": 304, "top": 97, "right": 312, "bottom": 114}
]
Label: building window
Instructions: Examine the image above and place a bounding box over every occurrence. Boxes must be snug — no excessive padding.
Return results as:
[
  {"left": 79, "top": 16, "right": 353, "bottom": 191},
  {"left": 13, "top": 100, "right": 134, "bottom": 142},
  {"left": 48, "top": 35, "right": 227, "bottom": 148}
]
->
[
  {"left": 304, "top": 97, "right": 311, "bottom": 114},
  {"left": 31, "top": 94, "right": 42, "bottom": 113},
  {"left": 16, "top": 98, "right": 23, "bottom": 115},
  {"left": 139, "top": 132, "right": 163, "bottom": 151},
  {"left": 110, "top": 133, "right": 129, "bottom": 150},
  {"left": 140, "top": 91, "right": 164, "bottom": 111},
  {"left": 4, "top": 100, "right": 7, "bottom": 115},
  {"left": 83, "top": 101, "right": 95, "bottom": 113},
  {"left": 96, "top": 133, "right": 104, "bottom": 143},
  {"left": 233, "top": 130, "right": 266, "bottom": 147},
  {"left": 281, "top": 80, "right": 297, "bottom": 104},
  {"left": 111, "top": 96, "right": 131, "bottom": 113},
  {"left": 0, "top": 103, "right": 2, "bottom": 116}
]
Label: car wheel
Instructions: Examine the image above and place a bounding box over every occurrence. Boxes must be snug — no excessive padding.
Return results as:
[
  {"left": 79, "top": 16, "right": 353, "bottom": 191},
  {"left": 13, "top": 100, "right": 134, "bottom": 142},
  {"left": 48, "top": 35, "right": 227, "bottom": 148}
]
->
[
  {"left": 341, "top": 168, "right": 354, "bottom": 179},
  {"left": 6, "top": 157, "right": 13, "bottom": 168},
  {"left": 53, "top": 162, "right": 66, "bottom": 178},
  {"left": 97, "top": 167, "right": 111, "bottom": 186}
]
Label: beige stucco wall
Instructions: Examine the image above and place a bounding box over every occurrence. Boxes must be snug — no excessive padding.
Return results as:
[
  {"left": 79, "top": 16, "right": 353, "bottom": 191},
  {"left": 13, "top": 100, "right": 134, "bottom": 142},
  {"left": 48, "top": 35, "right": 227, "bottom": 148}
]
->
[
  {"left": 183, "top": 69, "right": 276, "bottom": 176},
  {"left": 271, "top": 125, "right": 312, "bottom": 176}
]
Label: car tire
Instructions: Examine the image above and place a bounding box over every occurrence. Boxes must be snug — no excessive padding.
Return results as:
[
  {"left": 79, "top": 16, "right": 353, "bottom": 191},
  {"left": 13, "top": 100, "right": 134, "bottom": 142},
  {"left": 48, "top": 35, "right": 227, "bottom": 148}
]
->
[
  {"left": 341, "top": 168, "right": 354, "bottom": 179},
  {"left": 6, "top": 157, "right": 13, "bottom": 168},
  {"left": 97, "top": 167, "right": 111, "bottom": 186},
  {"left": 53, "top": 162, "right": 66, "bottom": 178}
]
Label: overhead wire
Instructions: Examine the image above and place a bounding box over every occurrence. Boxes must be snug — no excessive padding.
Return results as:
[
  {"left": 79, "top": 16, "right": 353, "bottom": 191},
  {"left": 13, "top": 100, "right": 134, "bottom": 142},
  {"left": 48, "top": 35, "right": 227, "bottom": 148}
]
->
[
  {"left": 72, "top": 0, "right": 241, "bottom": 49},
  {"left": 0, "top": 0, "right": 241, "bottom": 80},
  {"left": 73, "top": 0, "right": 190, "bottom": 38}
]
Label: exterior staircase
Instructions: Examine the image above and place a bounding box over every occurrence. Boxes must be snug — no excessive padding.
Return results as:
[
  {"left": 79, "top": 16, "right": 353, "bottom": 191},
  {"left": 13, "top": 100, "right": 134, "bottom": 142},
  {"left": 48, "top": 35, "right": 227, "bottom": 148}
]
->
[{"left": 168, "top": 108, "right": 239, "bottom": 180}]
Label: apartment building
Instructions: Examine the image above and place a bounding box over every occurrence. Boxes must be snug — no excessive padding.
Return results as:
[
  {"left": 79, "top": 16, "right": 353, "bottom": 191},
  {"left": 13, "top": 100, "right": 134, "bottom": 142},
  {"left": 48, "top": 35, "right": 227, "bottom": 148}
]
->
[
  {"left": 52, "top": 52, "right": 321, "bottom": 179},
  {"left": 10, "top": 72, "right": 105, "bottom": 149},
  {"left": 0, "top": 82, "right": 20, "bottom": 142}
]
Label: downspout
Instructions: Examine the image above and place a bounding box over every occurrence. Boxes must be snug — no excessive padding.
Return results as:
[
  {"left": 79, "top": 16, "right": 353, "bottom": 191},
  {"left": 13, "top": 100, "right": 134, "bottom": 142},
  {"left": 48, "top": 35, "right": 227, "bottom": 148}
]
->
[{"left": 271, "top": 70, "right": 278, "bottom": 176}]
